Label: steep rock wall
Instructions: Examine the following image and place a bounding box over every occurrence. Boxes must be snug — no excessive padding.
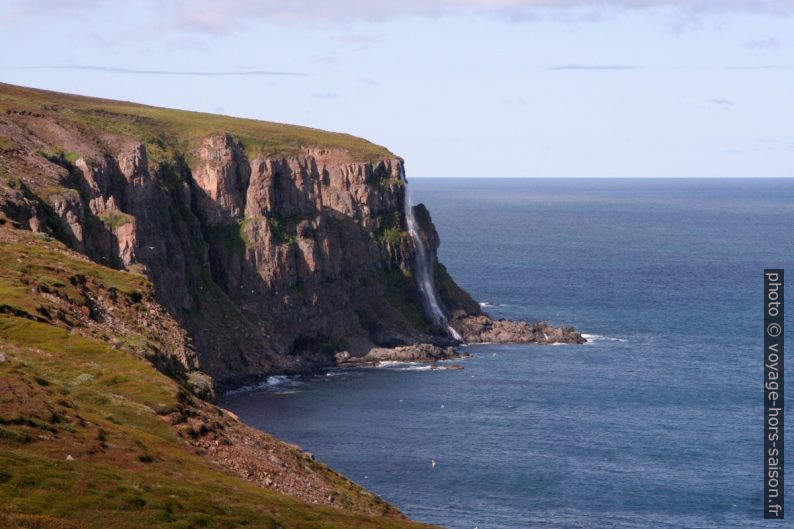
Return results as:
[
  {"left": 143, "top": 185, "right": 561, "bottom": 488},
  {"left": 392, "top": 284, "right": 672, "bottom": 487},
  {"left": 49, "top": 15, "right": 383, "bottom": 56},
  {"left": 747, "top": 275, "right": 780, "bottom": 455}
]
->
[{"left": 0, "top": 114, "right": 479, "bottom": 388}]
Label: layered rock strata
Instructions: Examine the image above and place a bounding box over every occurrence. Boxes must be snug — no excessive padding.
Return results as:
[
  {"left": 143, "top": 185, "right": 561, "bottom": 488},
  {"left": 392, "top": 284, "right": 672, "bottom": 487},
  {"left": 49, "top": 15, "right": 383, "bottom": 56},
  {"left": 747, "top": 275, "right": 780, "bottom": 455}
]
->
[{"left": 0, "top": 84, "right": 584, "bottom": 392}]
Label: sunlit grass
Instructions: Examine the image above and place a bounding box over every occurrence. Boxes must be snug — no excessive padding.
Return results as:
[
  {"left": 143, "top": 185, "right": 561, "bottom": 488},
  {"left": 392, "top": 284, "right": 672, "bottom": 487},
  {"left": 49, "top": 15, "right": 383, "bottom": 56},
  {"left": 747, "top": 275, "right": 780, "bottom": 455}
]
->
[
  {"left": 0, "top": 83, "right": 395, "bottom": 163},
  {"left": 0, "top": 223, "right": 435, "bottom": 529}
]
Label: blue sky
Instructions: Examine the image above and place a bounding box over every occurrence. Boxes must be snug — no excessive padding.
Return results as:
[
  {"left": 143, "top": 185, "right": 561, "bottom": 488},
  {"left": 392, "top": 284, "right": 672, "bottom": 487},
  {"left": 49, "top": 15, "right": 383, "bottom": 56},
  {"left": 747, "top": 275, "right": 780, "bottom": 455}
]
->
[{"left": 1, "top": 0, "right": 792, "bottom": 177}]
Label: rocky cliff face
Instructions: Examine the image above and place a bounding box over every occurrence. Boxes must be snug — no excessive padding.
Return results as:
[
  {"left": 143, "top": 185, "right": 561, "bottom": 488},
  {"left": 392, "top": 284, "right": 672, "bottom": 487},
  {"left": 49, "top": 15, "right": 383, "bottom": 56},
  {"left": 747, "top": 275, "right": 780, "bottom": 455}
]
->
[
  {"left": 0, "top": 83, "right": 582, "bottom": 391},
  {"left": 0, "top": 116, "right": 469, "bottom": 388}
]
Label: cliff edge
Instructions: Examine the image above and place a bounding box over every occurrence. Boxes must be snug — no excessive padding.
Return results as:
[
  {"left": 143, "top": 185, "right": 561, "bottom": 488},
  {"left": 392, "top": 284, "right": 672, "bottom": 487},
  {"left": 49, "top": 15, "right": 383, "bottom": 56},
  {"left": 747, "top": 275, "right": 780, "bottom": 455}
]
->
[
  {"left": 0, "top": 83, "right": 583, "bottom": 527},
  {"left": 0, "top": 83, "right": 582, "bottom": 391}
]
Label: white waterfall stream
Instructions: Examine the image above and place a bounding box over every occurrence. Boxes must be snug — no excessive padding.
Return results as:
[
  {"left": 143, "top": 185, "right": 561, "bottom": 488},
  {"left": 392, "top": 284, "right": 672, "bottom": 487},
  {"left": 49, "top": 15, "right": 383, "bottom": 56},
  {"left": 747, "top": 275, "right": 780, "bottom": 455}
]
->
[{"left": 403, "top": 188, "right": 463, "bottom": 341}]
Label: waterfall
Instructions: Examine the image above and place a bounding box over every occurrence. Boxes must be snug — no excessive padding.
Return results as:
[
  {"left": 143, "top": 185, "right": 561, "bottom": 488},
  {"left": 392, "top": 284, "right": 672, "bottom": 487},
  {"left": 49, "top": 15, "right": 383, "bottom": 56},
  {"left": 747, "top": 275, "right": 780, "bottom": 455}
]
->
[{"left": 404, "top": 188, "right": 463, "bottom": 341}]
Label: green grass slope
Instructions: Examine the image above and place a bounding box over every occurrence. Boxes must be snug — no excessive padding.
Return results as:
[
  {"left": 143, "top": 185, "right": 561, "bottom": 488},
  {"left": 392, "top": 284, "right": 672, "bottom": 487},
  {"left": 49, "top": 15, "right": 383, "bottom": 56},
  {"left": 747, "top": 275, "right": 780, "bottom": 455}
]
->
[
  {"left": 0, "top": 82, "right": 395, "bottom": 162},
  {"left": 0, "top": 220, "right": 436, "bottom": 529}
]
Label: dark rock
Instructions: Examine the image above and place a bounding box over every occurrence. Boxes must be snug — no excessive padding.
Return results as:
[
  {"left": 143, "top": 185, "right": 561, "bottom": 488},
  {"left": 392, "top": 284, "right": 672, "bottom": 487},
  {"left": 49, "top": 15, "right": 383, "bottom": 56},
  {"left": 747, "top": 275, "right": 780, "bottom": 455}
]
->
[{"left": 0, "top": 88, "right": 583, "bottom": 395}]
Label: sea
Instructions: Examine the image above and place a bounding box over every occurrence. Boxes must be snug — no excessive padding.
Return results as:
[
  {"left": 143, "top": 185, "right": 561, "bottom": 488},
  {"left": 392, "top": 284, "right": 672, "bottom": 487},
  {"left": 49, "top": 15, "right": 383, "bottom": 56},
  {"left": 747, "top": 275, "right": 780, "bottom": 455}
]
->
[{"left": 222, "top": 178, "right": 794, "bottom": 529}]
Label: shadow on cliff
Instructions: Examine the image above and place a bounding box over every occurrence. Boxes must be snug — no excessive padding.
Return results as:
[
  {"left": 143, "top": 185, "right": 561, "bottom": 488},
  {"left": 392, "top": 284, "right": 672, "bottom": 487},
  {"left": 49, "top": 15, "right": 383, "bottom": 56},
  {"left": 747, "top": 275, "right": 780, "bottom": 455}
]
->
[
  {"left": 23, "top": 146, "right": 463, "bottom": 389},
  {"left": 181, "top": 161, "right": 445, "bottom": 384},
  {"left": 28, "top": 153, "right": 128, "bottom": 270}
]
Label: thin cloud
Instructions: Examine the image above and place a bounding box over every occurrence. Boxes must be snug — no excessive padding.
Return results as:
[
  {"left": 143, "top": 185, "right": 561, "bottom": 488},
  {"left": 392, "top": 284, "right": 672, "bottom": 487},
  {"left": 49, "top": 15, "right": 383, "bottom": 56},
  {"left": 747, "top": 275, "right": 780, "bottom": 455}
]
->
[
  {"left": 26, "top": 65, "right": 306, "bottom": 76},
  {"left": 4, "top": 1, "right": 794, "bottom": 33},
  {"left": 501, "top": 95, "right": 529, "bottom": 107},
  {"left": 333, "top": 33, "right": 382, "bottom": 45},
  {"left": 744, "top": 37, "right": 781, "bottom": 50},
  {"left": 548, "top": 64, "right": 639, "bottom": 71},
  {"left": 727, "top": 65, "right": 788, "bottom": 70},
  {"left": 311, "top": 92, "right": 339, "bottom": 99},
  {"left": 310, "top": 54, "right": 340, "bottom": 66},
  {"left": 709, "top": 98, "right": 733, "bottom": 106}
]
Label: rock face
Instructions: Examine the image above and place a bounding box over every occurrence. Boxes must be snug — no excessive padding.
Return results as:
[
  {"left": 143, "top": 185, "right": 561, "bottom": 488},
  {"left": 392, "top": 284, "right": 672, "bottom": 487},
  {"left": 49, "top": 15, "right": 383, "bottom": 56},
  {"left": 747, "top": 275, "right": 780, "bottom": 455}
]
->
[{"left": 0, "top": 84, "right": 584, "bottom": 391}]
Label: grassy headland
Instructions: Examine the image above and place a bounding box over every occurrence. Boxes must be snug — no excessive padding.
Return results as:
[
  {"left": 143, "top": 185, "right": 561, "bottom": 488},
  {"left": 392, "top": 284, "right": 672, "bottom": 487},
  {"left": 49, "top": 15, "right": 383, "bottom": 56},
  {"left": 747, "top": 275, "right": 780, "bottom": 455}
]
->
[{"left": 0, "top": 219, "right": 435, "bottom": 529}]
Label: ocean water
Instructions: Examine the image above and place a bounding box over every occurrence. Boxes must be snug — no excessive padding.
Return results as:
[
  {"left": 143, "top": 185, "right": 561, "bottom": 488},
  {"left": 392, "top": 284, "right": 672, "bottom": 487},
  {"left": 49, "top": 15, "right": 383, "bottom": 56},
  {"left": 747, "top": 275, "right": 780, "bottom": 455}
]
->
[{"left": 223, "top": 179, "right": 794, "bottom": 529}]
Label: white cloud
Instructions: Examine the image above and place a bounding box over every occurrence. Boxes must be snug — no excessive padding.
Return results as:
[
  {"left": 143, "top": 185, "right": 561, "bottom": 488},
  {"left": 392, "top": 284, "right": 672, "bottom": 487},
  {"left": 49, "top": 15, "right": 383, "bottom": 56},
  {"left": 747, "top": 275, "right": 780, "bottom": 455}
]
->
[
  {"left": 3, "top": 0, "right": 794, "bottom": 33},
  {"left": 173, "top": 0, "right": 794, "bottom": 29},
  {"left": 25, "top": 65, "right": 304, "bottom": 76},
  {"left": 549, "top": 64, "right": 639, "bottom": 70}
]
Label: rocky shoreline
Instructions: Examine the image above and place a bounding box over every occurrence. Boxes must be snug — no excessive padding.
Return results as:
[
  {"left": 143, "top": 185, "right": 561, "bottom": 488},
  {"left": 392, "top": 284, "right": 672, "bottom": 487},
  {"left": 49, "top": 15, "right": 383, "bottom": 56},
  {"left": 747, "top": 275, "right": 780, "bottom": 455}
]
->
[
  {"left": 216, "top": 315, "right": 587, "bottom": 389},
  {"left": 336, "top": 343, "right": 462, "bottom": 367},
  {"left": 335, "top": 314, "right": 585, "bottom": 367}
]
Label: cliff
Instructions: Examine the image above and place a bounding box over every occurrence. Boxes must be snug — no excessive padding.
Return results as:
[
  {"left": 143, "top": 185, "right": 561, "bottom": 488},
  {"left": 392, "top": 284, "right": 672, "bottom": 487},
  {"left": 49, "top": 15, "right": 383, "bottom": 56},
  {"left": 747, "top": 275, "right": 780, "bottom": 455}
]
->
[
  {"left": 0, "top": 83, "right": 583, "bottom": 527},
  {"left": 0, "top": 83, "right": 580, "bottom": 392}
]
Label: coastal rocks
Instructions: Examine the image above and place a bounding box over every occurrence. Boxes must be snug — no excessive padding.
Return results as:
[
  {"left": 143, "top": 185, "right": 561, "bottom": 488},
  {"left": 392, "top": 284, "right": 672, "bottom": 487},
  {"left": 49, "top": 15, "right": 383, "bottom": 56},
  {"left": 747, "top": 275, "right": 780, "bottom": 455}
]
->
[
  {"left": 339, "top": 343, "right": 460, "bottom": 366},
  {"left": 452, "top": 315, "right": 586, "bottom": 344},
  {"left": 430, "top": 363, "right": 464, "bottom": 370}
]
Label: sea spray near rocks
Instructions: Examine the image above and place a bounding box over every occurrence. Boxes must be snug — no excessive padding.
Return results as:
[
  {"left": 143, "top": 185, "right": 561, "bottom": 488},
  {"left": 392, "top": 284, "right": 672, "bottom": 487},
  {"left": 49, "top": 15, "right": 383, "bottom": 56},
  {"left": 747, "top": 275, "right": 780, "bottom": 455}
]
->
[{"left": 404, "top": 187, "right": 462, "bottom": 340}]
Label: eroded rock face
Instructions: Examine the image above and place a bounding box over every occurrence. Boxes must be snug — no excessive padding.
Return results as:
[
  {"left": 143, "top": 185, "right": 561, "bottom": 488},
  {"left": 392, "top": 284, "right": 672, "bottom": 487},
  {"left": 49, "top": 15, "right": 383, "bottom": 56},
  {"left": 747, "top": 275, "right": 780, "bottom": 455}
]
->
[
  {"left": 0, "top": 115, "right": 582, "bottom": 390},
  {"left": 192, "top": 135, "right": 250, "bottom": 225},
  {"left": 0, "top": 116, "right": 465, "bottom": 387}
]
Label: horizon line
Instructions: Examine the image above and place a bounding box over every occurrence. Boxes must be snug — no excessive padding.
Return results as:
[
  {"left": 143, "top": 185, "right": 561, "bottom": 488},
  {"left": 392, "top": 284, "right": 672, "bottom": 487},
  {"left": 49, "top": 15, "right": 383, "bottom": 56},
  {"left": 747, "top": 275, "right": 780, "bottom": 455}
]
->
[{"left": 407, "top": 175, "right": 794, "bottom": 179}]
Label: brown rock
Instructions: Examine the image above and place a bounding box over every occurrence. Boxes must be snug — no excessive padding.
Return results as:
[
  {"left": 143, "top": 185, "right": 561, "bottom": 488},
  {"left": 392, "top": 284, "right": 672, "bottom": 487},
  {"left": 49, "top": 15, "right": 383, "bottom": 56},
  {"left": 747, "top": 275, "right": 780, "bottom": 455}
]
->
[
  {"left": 451, "top": 315, "right": 586, "bottom": 345},
  {"left": 350, "top": 343, "right": 460, "bottom": 364}
]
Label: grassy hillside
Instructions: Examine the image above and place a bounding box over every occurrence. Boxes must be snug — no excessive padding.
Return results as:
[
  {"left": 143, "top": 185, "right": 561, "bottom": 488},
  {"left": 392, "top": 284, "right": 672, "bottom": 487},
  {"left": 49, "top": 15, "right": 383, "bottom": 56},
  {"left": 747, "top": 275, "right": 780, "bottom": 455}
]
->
[
  {"left": 0, "top": 82, "right": 394, "bottom": 162},
  {"left": 0, "top": 219, "right": 436, "bottom": 529}
]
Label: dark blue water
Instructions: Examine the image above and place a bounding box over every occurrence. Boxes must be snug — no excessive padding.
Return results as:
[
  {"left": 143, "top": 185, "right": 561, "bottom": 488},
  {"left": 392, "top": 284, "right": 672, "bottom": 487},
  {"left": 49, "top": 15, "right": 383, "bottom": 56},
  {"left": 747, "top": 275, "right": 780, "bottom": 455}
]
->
[{"left": 224, "top": 179, "right": 794, "bottom": 529}]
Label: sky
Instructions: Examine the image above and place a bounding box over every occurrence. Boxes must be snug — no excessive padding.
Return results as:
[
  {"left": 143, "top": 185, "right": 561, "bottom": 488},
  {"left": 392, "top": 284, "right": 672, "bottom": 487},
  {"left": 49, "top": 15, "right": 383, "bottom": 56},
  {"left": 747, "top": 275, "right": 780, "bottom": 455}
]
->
[{"left": 1, "top": 0, "right": 793, "bottom": 177}]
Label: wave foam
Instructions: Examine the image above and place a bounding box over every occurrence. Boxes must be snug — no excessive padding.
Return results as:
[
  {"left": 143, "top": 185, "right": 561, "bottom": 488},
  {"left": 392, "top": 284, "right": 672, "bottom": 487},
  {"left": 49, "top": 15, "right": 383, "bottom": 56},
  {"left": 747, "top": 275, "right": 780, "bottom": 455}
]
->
[
  {"left": 376, "top": 361, "right": 432, "bottom": 371},
  {"left": 222, "top": 375, "right": 304, "bottom": 398},
  {"left": 265, "top": 375, "right": 290, "bottom": 386},
  {"left": 375, "top": 361, "right": 461, "bottom": 371},
  {"left": 582, "top": 333, "right": 627, "bottom": 343}
]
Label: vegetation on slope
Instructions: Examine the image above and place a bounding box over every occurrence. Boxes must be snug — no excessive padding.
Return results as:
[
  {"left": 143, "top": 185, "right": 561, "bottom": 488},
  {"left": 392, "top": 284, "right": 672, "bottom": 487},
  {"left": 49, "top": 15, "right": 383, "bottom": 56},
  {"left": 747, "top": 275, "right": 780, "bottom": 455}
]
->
[
  {"left": 0, "top": 82, "right": 395, "bottom": 162},
  {"left": 0, "top": 219, "right": 436, "bottom": 529}
]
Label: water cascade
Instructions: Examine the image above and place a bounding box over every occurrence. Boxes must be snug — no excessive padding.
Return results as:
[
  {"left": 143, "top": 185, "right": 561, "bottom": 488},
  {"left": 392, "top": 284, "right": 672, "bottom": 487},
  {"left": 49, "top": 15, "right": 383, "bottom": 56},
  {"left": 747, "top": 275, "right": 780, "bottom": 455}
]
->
[{"left": 403, "top": 188, "right": 463, "bottom": 341}]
